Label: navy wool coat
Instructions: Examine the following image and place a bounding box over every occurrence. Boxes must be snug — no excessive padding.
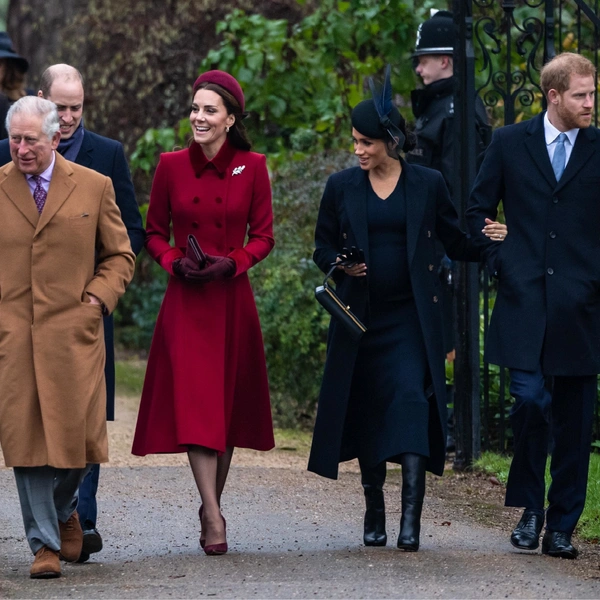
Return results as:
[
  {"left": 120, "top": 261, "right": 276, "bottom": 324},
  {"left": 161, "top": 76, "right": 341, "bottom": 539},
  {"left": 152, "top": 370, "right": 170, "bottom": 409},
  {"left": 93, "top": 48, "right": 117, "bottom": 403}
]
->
[
  {"left": 0, "top": 131, "right": 145, "bottom": 419},
  {"left": 308, "top": 161, "right": 479, "bottom": 479},
  {"left": 465, "top": 112, "right": 600, "bottom": 375}
]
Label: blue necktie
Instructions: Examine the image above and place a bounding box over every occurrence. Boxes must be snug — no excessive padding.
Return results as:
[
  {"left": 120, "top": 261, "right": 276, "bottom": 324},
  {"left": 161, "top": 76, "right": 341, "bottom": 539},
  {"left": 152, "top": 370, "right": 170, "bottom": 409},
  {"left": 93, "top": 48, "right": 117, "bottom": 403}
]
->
[{"left": 551, "top": 133, "right": 567, "bottom": 181}]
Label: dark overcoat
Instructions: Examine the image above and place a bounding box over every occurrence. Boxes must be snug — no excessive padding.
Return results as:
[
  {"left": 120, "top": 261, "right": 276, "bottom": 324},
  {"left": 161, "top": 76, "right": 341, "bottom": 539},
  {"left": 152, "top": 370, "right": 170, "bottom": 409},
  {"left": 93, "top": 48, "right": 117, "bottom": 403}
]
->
[
  {"left": 0, "top": 131, "right": 144, "bottom": 419},
  {"left": 308, "top": 162, "right": 479, "bottom": 479},
  {"left": 465, "top": 112, "right": 600, "bottom": 375}
]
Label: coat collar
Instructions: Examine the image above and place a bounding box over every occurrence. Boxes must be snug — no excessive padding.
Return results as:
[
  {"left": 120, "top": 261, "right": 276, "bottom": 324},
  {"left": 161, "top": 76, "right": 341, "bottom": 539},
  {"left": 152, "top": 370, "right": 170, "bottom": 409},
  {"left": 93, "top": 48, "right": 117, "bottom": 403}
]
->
[
  {"left": 188, "top": 139, "right": 237, "bottom": 175},
  {"left": 344, "top": 159, "right": 427, "bottom": 266},
  {"left": 0, "top": 152, "right": 76, "bottom": 233},
  {"left": 525, "top": 111, "right": 597, "bottom": 190}
]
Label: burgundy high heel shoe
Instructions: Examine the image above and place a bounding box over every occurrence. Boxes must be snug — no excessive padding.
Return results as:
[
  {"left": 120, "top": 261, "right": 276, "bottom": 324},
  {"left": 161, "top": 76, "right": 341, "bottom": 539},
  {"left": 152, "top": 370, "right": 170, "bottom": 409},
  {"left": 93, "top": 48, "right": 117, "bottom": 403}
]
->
[
  {"left": 199, "top": 505, "right": 205, "bottom": 549},
  {"left": 203, "top": 514, "right": 227, "bottom": 556}
]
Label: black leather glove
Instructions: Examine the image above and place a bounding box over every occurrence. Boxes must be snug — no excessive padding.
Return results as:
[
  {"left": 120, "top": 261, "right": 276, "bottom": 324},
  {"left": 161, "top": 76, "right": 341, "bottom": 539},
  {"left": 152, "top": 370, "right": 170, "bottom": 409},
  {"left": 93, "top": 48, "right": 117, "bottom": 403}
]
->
[{"left": 185, "top": 255, "right": 235, "bottom": 282}]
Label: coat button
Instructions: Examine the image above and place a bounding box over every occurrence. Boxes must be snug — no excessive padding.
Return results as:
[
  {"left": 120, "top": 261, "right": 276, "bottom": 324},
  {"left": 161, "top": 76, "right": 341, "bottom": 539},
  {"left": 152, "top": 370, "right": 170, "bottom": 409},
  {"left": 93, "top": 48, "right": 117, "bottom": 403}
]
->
[
  {"left": 195, "top": 172, "right": 201, "bottom": 179},
  {"left": 343, "top": 233, "right": 348, "bottom": 239},
  {"left": 433, "top": 295, "right": 438, "bottom": 303},
  {"left": 552, "top": 196, "right": 558, "bottom": 204},
  {"left": 215, "top": 222, "right": 222, "bottom": 229},
  {"left": 549, "top": 231, "right": 556, "bottom": 239},
  {"left": 427, "top": 230, "right": 432, "bottom": 238},
  {"left": 193, "top": 197, "right": 200, "bottom": 204},
  {"left": 428, "top": 264, "right": 434, "bottom": 271},
  {"left": 547, "top": 267, "right": 554, "bottom": 275},
  {"left": 215, "top": 196, "right": 223, "bottom": 204},
  {"left": 191, "top": 221, "right": 199, "bottom": 228},
  {"left": 219, "top": 172, "right": 225, "bottom": 180}
]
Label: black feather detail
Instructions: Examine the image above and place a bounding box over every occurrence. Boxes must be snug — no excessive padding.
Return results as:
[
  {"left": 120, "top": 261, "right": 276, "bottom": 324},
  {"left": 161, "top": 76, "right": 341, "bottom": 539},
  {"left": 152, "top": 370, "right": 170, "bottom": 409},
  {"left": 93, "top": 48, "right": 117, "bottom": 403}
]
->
[{"left": 368, "top": 64, "right": 405, "bottom": 151}]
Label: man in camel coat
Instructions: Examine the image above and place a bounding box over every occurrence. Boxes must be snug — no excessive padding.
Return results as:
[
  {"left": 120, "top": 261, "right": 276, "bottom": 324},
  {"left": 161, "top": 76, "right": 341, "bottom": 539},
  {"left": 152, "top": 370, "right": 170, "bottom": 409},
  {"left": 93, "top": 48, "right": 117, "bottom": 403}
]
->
[{"left": 0, "top": 96, "right": 135, "bottom": 578}]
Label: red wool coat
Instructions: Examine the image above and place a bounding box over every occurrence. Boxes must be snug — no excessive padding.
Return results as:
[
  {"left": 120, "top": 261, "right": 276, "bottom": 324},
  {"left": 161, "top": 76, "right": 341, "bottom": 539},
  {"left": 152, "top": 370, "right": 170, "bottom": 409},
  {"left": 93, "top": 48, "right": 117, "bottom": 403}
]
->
[{"left": 132, "top": 141, "right": 275, "bottom": 455}]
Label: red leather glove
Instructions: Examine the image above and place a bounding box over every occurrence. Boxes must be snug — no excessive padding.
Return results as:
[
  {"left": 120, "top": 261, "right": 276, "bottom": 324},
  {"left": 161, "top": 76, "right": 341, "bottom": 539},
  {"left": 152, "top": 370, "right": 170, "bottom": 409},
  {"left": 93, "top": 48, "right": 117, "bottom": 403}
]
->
[{"left": 185, "top": 254, "right": 235, "bottom": 282}]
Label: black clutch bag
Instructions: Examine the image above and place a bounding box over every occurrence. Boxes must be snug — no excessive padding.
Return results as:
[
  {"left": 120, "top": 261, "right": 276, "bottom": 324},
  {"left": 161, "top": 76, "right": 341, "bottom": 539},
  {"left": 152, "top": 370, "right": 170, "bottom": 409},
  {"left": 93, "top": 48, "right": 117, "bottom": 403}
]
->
[{"left": 315, "top": 265, "right": 367, "bottom": 341}]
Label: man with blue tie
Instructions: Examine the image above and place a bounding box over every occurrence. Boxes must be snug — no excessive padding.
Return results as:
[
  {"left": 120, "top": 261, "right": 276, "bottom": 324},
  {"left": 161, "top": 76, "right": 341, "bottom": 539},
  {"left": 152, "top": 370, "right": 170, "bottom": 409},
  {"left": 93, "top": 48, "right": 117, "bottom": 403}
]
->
[{"left": 466, "top": 52, "right": 600, "bottom": 559}]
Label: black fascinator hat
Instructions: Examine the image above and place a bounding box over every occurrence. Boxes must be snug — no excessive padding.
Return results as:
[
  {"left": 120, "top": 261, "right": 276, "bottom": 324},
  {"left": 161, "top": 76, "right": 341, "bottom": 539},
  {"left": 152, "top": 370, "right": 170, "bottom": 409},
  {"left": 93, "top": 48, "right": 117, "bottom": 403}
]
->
[{"left": 351, "top": 65, "right": 406, "bottom": 151}]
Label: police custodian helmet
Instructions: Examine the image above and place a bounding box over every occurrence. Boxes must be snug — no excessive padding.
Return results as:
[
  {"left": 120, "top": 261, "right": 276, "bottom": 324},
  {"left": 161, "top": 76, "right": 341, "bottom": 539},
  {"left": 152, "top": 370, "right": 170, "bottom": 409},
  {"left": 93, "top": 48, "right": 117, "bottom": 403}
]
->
[{"left": 413, "top": 10, "right": 454, "bottom": 56}]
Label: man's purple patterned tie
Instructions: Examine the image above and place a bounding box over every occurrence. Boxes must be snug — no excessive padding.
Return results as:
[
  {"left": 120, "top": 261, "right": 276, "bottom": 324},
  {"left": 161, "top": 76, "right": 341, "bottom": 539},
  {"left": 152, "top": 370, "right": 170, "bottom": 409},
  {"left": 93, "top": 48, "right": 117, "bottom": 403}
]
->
[{"left": 32, "top": 176, "right": 47, "bottom": 213}]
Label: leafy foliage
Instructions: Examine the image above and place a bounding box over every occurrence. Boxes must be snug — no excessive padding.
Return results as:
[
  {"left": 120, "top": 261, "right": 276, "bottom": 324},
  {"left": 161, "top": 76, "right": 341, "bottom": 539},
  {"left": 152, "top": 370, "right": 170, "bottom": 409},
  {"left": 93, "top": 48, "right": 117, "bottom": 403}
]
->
[{"left": 129, "top": 0, "right": 423, "bottom": 175}]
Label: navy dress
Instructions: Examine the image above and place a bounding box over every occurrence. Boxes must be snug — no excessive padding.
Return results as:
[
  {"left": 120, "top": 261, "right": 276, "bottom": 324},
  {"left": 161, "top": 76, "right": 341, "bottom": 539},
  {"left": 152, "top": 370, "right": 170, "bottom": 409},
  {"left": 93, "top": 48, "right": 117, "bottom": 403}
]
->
[{"left": 340, "top": 176, "right": 430, "bottom": 468}]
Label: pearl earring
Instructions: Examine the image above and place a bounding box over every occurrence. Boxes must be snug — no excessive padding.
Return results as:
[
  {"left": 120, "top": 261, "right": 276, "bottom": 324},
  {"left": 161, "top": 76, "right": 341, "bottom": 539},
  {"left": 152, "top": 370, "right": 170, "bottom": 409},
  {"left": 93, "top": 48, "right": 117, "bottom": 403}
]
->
[{"left": 226, "top": 126, "right": 230, "bottom": 133}]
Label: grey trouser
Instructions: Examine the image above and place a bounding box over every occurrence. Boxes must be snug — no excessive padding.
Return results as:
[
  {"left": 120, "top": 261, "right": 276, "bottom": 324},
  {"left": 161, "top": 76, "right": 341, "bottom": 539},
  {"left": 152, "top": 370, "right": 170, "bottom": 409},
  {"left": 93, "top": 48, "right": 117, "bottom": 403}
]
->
[{"left": 14, "top": 465, "right": 91, "bottom": 554}]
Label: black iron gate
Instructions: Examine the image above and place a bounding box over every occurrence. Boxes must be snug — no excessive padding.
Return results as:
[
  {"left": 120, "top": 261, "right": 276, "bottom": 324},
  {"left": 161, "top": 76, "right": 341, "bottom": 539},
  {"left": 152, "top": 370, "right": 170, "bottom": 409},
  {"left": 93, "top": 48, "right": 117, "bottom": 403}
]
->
[{"left": 452, "top": 0, "right": 600, "bottom": 466}]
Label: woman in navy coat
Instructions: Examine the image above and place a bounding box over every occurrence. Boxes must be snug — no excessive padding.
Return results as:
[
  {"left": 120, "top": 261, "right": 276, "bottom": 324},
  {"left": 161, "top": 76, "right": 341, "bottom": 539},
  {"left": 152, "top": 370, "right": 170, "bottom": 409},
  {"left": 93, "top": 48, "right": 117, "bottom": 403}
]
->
[{"left": 308, "top": 95, "right": 483, "bottom": 551}]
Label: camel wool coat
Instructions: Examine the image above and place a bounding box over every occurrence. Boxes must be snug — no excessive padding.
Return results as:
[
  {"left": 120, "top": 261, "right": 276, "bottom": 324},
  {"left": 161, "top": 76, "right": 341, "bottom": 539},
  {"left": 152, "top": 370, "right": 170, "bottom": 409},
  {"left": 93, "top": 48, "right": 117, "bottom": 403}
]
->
[{"left": 0, "top": 152, "right": 135, "bottom": 469}]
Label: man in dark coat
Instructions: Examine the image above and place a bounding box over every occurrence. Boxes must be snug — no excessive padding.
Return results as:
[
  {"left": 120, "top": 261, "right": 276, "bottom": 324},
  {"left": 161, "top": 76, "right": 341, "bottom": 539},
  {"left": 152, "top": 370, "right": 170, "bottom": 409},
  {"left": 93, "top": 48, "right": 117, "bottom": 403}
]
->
[
  {"left": 466, "top": 52, "right": 600, "bottom": 559},
  {"left": 0, "top": 63, "right": 145, "bottom": 562}
]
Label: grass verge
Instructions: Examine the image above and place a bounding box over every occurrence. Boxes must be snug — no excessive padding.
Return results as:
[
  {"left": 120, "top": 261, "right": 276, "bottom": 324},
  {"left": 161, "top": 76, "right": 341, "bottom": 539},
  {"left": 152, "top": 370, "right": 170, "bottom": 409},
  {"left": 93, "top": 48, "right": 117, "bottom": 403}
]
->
[{"left": 475, "top": 451, "right": 600, "bottom": 541}]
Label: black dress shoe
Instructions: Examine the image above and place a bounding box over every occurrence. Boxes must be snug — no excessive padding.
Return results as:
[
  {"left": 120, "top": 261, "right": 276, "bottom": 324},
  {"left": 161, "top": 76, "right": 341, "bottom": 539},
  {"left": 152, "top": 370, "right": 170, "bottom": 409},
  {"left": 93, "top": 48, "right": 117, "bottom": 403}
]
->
[
  {"left": 541, "top": 530, "right": 578, "bottom": 559},
  {"left": 510, "top": 509, "right": 544, "bottom": 550},
  {"left": 78, "top": 528, "right": 103, "bottom": 562}
]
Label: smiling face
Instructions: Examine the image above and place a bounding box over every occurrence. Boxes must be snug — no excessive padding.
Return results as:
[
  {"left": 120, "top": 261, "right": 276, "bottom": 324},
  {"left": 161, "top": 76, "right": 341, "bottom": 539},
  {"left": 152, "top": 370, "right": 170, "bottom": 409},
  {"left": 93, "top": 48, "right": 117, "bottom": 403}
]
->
[
  {"left": 548, "top": 73, "right": 595, "bottom": 131},
  {"left": 42, "top": 78, "right": 84, "bottom": 140},
  {"left": 9, "top": 112, "right": 60, "bottom": 175},
  {"left": 190, "top": 89, "right": 235, "bottom": 158},
  {"left": 352, "top": 128, "right": 390, "bottom": 171}
]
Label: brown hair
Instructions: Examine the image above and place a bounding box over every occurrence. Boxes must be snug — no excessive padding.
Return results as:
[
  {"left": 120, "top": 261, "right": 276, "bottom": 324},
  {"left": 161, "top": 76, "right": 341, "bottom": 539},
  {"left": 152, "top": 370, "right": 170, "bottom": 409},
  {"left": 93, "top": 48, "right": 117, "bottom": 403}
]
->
[
  {"left": 540, "top": 52, "right": 596, "bottom": 96},
  {"left": 0, "top": 58, "right": 27, "bottom": 102},
  {"left": 193, "top": 82, "right": 251, "bottom": 151}
]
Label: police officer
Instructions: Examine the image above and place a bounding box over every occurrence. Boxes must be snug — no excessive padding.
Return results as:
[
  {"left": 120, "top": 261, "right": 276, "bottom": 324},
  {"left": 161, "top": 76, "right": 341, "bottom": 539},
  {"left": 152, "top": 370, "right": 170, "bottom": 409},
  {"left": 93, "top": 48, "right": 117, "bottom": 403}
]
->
[
  {"left": 406, "top": 10, "right": 505, "bottom": 451},
  {"left": 406, "top": 10, "right": 491, "bottom": 200}
]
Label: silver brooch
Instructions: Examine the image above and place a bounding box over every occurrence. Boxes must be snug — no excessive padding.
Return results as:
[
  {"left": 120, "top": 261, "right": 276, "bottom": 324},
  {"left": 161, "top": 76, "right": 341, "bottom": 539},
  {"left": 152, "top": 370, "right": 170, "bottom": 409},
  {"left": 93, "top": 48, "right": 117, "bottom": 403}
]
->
[{"left": 232, "top": 165, "right": 246, "bottom": 176}]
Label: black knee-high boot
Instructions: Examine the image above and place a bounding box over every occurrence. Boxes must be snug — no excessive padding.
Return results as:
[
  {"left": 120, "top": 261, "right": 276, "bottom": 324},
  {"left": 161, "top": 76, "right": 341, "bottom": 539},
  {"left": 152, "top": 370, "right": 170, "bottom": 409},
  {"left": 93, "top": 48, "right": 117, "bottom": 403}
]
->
[
  {"left": 360, "top": 460, "right": 387, "bottom": 546},
  {"left": 397, "top": 453, "right": 427, "bottom": 551}
]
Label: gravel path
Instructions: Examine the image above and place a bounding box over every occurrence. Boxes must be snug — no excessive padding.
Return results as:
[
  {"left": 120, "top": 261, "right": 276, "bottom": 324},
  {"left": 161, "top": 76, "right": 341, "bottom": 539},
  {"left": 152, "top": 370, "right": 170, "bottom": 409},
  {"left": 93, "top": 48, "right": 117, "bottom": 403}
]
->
[{"left": 1, "top": 395, "right": 599, "bottom": 599}]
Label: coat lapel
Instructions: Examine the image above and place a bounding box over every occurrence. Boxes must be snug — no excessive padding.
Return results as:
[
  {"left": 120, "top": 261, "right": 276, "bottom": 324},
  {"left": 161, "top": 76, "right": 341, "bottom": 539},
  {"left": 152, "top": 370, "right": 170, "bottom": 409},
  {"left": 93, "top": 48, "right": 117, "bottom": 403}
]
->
[
  {"left": 75, "top": 130, "right": 94, "bottom": 168},
  {"left": 35, "top": 153, "right": 76, "bottom": 235},
  {"left": 555, "top": 126, "right": 596, "bottom": 192},
  {"left": 345, "top": 168, "right": 370, "bottom": 265},
  {"left": 524, "top": 112, "right": 556, "bottom": 188},
  {"left": 0, "top": 162, "right": 39, "bottom": 228},
  {"left": 403, "top": 161, "right": 427, "bottom": 265}
]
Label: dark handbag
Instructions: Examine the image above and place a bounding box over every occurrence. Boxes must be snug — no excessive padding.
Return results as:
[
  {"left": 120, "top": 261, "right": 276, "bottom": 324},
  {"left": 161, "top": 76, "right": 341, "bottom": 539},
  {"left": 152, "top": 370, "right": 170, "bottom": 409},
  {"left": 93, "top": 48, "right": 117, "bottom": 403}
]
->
[{"left": 315, "top": 265, "right": 367, "bottom": 341}]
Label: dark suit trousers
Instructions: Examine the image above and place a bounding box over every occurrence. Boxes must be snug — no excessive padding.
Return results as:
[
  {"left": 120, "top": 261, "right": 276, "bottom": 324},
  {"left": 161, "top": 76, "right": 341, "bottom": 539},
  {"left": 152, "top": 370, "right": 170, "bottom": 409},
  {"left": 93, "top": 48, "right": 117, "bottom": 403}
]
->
[
  {"left": 506, "top": 366, "right": 596, "bottom": 534},
  {"left": 77, "top": 463, "right": 100, "bottom": 529}
]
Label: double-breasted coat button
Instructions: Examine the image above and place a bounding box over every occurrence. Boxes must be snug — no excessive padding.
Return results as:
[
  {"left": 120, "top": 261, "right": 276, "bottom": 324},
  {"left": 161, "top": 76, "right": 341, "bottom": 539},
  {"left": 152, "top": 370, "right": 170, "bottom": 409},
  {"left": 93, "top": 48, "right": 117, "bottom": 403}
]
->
[
  {"left": 191, "top": 221, "right": 199, "bottom": 228},
  {"left": 427, "top": 230, "right": 432, "bottom": 238},
  {"left": 552, "top": 196, "right": 559, "bottom": 204},
  {"left": 549, "top": 231, "right": 556, "bottom": 239},
  {"left": 215, "top": 196, "right": 223, "bottom": 204},
  {"left": 547, "top": 268, "right": 554, "bottom": 275},
  {"left": 193, "top": 197, "right": 200, "bottom": 204},
  {"left": 428, "top": 264, "right": 434, "bottom": 271},
  {"left": 343, "top": 233, "right": 348, "bottom": 239},
  {"left": 433, "top": 295, "right": 438, "bottom": 303}
]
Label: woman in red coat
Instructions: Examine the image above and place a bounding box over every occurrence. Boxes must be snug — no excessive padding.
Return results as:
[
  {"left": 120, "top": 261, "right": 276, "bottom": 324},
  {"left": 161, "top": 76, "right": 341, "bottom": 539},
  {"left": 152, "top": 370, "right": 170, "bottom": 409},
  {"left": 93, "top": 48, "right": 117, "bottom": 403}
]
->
[{"left": 132, "top": 71, "right": 275, "bottom": 555}]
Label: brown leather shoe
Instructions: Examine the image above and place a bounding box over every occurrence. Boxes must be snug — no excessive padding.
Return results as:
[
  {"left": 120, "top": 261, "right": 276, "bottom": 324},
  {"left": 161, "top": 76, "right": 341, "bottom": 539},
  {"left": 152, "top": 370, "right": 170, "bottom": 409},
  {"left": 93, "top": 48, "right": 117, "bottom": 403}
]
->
[
  {"left": 30, "top": 546, "right": 61, "bottom": 579},
  {"left": 59, "top": 511, "right": 83, "bottom": 562}
]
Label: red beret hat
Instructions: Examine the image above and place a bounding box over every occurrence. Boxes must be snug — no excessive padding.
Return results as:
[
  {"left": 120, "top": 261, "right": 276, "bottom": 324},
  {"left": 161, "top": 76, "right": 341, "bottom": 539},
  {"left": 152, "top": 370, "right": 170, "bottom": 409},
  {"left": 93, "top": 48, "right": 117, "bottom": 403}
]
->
[{"left": 193, "top": 70, "right": 245, "bottom": 113}]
